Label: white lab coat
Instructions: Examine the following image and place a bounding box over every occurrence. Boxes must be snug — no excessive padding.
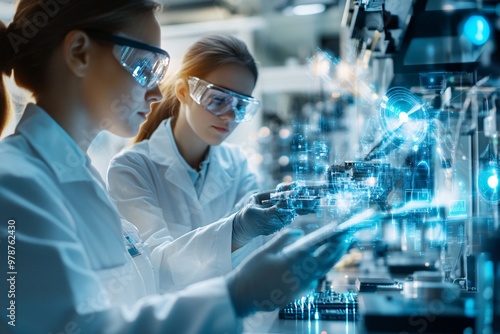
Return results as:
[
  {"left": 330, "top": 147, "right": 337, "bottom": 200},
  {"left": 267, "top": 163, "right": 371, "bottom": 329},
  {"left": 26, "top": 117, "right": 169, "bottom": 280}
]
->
[
  {"left": 0, "top": 104, "right": 239, "bottom": 334},
  {"left": 107, "top": 118, "right": 264, "bottom": 293}
]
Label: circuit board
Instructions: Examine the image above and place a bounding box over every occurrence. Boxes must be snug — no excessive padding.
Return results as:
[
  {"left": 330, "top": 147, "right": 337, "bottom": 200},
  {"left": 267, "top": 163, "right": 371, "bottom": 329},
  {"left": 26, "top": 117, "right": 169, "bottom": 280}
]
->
[{"left": 279, "top": 289, "right": 358, "bottom": 321}]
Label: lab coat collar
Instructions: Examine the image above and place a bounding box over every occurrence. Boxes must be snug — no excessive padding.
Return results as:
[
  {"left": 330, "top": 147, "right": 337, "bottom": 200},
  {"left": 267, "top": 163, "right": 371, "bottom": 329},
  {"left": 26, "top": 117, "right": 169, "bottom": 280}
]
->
[
  {"left": 149, "top": 119, "right": 234, "bottom": 204},
  {"left": 198, "top": 154, "right": 233, "bottom": 205},
  {"left": 149, "top": 119, "right": 197, "bottom": 200},
  {"left": 149, "top": 118, "right": 181, "bottom": 167},
  {"left": 16, "top": 104, "right": 92, "bottom": 183}
]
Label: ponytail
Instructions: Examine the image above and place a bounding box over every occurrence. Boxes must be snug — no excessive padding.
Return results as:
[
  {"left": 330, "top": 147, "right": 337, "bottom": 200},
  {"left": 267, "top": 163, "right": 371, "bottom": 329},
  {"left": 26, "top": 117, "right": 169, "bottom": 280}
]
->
[
  {"left": 134, "top": 78, "right": 179, "bottom": 143},
  {"left": 0, "top": 20, "right": 12, "bottom": 136}
]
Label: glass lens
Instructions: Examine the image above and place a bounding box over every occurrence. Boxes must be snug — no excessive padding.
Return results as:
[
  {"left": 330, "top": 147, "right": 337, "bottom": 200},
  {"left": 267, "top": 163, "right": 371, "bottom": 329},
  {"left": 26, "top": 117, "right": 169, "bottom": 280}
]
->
[
  {"left": 188, "top": 76, "right": 260, "bottom": 123},
  {"left": 115, "top": 45, "right": 169, "bottom": 89},
  {"left": 200, "top": 88, "right": 237, "bottom": 115}
]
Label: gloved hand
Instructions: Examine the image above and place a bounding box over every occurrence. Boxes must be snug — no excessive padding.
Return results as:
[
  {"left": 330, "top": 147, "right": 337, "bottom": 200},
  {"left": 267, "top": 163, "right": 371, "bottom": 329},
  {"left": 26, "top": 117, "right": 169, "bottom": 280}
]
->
[
  {"left": 226, "top": 228, "right": 352, "bottom": 317},
  {"left": 232, "top": 190, "right": 296, "bottom": 250}
]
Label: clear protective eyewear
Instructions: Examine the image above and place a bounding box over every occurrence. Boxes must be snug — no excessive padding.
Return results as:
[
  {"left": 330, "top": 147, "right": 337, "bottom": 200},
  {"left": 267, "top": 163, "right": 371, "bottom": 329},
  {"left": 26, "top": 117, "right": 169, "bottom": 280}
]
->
[
  {"left": 85, "top": 30, "right": 170, "bottom": 89},
  {"left": 188, "top": 76, "right": 260, "bottom": 123}
]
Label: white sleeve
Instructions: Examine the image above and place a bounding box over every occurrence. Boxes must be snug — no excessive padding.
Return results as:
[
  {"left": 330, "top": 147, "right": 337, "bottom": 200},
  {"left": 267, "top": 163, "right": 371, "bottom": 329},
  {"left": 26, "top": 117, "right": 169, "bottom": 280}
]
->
[
  {"left": 0, "top": 174, "right": 239, "bottom": 334},
  {"left": 107, "top": 153, "right": 234, "bottom": 293}
]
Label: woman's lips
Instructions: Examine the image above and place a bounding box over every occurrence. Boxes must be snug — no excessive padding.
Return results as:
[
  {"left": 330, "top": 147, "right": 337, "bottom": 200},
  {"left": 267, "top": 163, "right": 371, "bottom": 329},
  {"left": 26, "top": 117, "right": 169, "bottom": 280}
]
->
[{"left": 212, "top": 125, "right": 228, "bottom": 133}]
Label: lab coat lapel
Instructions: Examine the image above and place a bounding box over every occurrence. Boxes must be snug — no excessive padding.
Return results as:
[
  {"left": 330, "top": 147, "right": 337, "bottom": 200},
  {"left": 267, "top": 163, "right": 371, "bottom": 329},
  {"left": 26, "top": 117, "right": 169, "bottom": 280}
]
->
[
  {"left": 149, "top": 119, "right": 199, "bottom": 202},
  {"left": 19, "top": 104, "right": 118, "bottom": 207},
  {"left": 163, "top": 159, "right": 199, "bottom": 201},
  {"left": 198, "top": 147, "right": 234, "bottom": 205}
]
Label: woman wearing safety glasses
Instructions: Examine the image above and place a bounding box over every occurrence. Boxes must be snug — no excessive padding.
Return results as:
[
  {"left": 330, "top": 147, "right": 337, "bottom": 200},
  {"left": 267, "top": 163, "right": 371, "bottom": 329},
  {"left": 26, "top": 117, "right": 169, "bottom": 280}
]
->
[
  {"left": 107, "top": 35, "right": 301, "bottom": 293},
  {"left": 0, "top": 1, "right": 349, "bottom": 333}
]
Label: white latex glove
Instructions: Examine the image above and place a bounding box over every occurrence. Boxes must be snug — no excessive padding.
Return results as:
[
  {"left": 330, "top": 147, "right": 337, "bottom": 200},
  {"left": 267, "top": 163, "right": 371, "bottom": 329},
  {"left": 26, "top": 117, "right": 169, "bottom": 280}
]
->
[
  {"left": 226, "top": 228, "right": 352, "bottom": 317},
  {"left": 232, "top": 190, "right": 296, "bottom": 249}
]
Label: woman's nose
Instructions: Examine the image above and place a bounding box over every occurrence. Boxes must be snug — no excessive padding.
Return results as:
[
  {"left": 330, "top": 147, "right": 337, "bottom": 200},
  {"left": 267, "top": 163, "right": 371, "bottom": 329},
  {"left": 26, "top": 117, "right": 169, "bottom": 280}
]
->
[
  {"left": 219, "top": 108, "right": 236, "bottom": 122},
  {"left": 147, "top": 84, "right": 163, "bottom": 104}
]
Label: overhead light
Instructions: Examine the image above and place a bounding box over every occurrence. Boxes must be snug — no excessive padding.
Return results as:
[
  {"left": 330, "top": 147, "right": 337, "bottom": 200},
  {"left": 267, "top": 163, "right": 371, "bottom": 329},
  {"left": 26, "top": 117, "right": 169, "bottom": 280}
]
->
[
  {"left": 283, "top": 4, "right": 326, "bottom": 16},
  {"left": 442, "top": 4, "right": 455, "bottom": 11}
]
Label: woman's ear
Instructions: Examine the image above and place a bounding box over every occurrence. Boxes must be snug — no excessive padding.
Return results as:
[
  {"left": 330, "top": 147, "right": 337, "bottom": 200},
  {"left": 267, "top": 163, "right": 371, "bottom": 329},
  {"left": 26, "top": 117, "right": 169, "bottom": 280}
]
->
[
  {"left": 174, "top": 78, "right": 189, "bottom": 103},
  {"left": 62, "top": 30, "right": 92, "bottom": 78}
]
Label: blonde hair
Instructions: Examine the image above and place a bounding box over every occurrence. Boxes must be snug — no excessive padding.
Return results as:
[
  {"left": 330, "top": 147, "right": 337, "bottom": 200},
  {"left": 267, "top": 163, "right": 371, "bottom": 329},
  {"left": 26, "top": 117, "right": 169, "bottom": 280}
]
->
[
  {"left": 0, "top": 0, "right": 161, "bottom": 136},
  {"left": 134, "top": 34, "right": 258, "bottom": 143}
]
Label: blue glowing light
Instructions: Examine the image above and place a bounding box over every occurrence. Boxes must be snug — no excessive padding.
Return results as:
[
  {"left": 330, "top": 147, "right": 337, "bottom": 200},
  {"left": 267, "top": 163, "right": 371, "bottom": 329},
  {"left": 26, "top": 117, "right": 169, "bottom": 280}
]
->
[
  {"left": 463, "top": 15, "right": 491, "bottom": 46},
  {"left": 488, "top": 175, "right": 498, "bottom": 189},
  {"left": 478, "top": 164, "right": 500, "bottom": 202},
  {"left": 378, "top": 87, "right": 427, "bottom": 147},
  {"left": 399, "top": 112, "right": 409, "bottom": 123}
]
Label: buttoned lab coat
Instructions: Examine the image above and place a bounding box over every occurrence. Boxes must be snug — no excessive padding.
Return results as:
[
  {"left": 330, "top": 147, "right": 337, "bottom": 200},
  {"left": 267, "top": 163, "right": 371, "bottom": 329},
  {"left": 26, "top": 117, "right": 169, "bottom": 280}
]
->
[
  {"left": 0, "top": 104, "right": 239, "bottom": 334},
  {"left": 108, "top": 118, "right": 264, "bottom": 293}
]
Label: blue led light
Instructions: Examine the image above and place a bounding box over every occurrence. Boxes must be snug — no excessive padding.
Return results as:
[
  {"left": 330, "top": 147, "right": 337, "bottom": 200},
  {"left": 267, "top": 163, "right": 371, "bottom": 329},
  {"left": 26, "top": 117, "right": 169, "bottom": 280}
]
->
[
  {"left": 488, "top": 174, "right": 498, "bottom": 189},
  {"left": 463, "top": 15, "right": 491, "bottom": 46},
  {"left": 478, "top": 164, "right": 500, "bottom": 202}
]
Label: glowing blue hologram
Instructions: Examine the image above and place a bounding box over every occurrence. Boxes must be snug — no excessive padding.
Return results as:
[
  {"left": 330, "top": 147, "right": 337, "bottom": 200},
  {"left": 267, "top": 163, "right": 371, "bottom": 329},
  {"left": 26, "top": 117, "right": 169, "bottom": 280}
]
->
[
  {"left": 478, "top": 164, "right": 500, "bottom": 202},
  {"left": 449, "top": 199, "right": 467, "bottom": 216},
  {"left": 488, "top": 175, "right": 498, "bottom": 189},
  {"left": 270, "top": 180, "right": 324, "bottom": 215},
  {"left": 378, "top": 87, "right": 428, "bottom": 147},
  {"left": 324, "top": 162, "right": 395, "bottom": 217},
  {"left": 364, "top": 87, "right": 431, "bottom": 161},
  {"left": 290, "top": 124, "right": 311, "bottom": 181},
  {"left": 399, "top": 112, "right": 409, "bottom": 123},
  {"left": 313, "top": 140, "right": 330, "bottom": 174},
  {"left": 282, "top": 200, "right": 447, "bottom": 256},
  {"left": 280, "top": 290, "right": 358, "bottom": 321},
  {"left": 463, "top": 15, "right": 491, "bottom": 46},
  {"left": 325, "top": 190, "right": 366, "bottom": 217},
  {"left": 405, "top": 189, "right": 431, "bottom": 202},
  {"left": 412, "top": 161, "right": 431, "bottom": 187}
]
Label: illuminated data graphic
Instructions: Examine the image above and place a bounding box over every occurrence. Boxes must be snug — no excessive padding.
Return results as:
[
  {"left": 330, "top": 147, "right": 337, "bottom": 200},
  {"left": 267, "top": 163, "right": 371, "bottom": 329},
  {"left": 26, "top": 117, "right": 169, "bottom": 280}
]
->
[
  {"left": 378, "top": 87, "right": 429, "bottom": 150},
  {"left": 478, "top": 163, "right": 500, "bottom": 203}
]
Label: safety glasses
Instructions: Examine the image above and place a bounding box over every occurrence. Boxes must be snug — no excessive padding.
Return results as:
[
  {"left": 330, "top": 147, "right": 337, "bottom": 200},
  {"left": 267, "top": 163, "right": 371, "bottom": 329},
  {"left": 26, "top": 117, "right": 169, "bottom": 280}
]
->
[
  {"left": 187, "top": 76, "right": 260, "bottom": 123},
  {"left": 85, "top": 30, "right": 170, "bottom": 89}
]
